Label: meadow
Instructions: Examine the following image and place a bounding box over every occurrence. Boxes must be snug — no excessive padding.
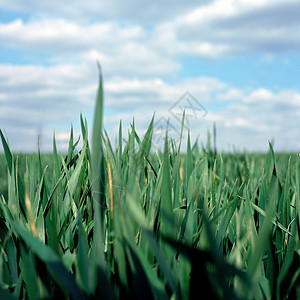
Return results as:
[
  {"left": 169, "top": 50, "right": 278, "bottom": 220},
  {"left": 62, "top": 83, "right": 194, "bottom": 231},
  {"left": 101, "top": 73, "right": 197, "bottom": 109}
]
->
[{"left": 0, "top": 72, "right": 299, "bottom": 299}]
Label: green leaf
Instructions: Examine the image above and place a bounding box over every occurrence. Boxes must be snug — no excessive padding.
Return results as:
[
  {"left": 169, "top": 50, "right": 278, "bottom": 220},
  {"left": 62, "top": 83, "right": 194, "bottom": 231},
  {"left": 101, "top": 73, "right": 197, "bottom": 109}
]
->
[
  {"left": 13, "top": 223, "right": 86, "bottom": 300},
  {"left": 76, "top": 212, "right": 91, "bottom": 294},
  {"left": 92, "top": 63, "right": 105, "bottom": 220},
  {"left": 91, "top": 63, "right": 106, "bottom": 289},
  {"left": 249, "top": 202, "right": 292, "bottom": 236},
  {"left": 137, "top": 115, "right": 154, "bottom": 162},
  {"left": 0, "top": 286, "right": 17, "bottom": 300},
  {"left": 248, "top": 175, "right": 279, "bottom": 278},
  {"left": 66, "top": 125, "right": 74, "bottom": 166},
  {"left": 0, "top": 130, "right": 13, "bottom": 175},
  {"left": 160, "top": 131, "right": 173, "bottom": 237},
  {"left": 117, "top": 120, "right": 122, "bottom": 169},
  {"left": 185, "top": 130, "right": 193, "bottom": 190},
  {"left": 5, "top": 236, "right": 18, "bottom": 285},
  {"left": 80, "top": 113, "right": 87, "bottom": 141},
  {"left": 64, "top": 140, "right": 87, "bottom": 218},
  {"left": 123, "top": 236, "right": 168, "bottom": 300},
  {"left": 19, "top": 247, "right": 39, "bottom": 299}
]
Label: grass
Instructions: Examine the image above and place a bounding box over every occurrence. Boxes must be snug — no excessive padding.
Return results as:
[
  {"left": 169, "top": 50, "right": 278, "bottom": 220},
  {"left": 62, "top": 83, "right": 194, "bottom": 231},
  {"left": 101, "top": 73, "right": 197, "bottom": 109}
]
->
[{"left": 0, "top": 70, "right": 299, "bottom": 299}]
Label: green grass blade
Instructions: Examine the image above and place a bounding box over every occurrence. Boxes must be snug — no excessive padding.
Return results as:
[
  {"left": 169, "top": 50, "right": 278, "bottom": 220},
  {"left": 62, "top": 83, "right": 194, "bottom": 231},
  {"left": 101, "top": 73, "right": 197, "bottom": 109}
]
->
[
  {"left": 20, "top": 246, "right": 40, "bottom": 299},
  {"left": 250, "top": 202, "right": 292, "bottom": 236},
  {"left": 185, "top": 131, "right": 193, "bottom": 191},
  {"left": 91, "top": 63, "right": 105, "bottom": 220},
  {"left": 0, "top": 130, "right": 13, "bottom": 175},
  {"left": 90, "top": 63, "right": 106, "bottom": 290},
  {"left": 123, "top": 236, "right": 168, "bottom": 299},
  {"left": 76, "top": 212, "right": 90, "bottom": 295},
  {"left": 13, "top": 223, "right": 86, "bottom": 300},
  {"left": 160, "top": 131, "right": 174, "bottom": 237},
  {"left": 0, "top": 286, "right": 17, "bottom": 300},
  {"left": 248, "top": 175, "right": 279, "bottom": 277}
]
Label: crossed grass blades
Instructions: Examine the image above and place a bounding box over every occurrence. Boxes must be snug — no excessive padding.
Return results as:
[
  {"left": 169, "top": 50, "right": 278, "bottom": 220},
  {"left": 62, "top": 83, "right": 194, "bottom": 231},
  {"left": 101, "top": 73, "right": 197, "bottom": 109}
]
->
[{"left": 0, "top": 68, "right": 299, "bottom": 299}]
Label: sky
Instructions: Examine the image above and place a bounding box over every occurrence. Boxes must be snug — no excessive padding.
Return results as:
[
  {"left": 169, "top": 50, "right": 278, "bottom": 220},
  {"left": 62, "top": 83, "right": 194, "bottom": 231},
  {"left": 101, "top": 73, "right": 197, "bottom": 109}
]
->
[{"left": 1, "top": 0, "right": 300, "bottom": 153}]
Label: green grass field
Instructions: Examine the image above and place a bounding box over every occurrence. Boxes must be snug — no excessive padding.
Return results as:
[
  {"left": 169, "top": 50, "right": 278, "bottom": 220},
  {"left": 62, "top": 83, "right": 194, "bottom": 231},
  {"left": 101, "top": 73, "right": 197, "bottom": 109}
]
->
[{"left": 0, "top": 73, "right": 299, "bottom": 299}]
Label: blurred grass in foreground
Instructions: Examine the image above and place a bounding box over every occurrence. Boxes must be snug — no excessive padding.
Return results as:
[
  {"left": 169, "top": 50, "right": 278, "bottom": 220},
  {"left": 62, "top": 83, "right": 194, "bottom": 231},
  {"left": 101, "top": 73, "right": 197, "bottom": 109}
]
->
[{"left": 0, "top": 71, "right": 299, "bottom": 299}]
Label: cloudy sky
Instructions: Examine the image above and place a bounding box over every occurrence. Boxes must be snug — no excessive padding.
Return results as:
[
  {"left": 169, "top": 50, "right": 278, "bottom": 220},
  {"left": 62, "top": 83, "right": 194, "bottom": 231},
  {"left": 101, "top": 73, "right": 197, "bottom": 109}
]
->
[{"left": 1, "top": 0, "right": 300, "bottom": 153}]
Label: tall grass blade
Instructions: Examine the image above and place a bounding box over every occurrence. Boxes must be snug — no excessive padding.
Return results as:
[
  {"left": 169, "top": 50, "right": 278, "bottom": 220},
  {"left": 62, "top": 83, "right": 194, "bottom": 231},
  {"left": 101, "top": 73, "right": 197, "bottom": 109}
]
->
[
  {"left": 90, "top": 63, "right": 106, "bottom": 293},
  {"left": 160, "top": 130, "right": 174, "bottom": 238},
  {"left": 0, "top": 130, "right": 13, "bottom": 175}
]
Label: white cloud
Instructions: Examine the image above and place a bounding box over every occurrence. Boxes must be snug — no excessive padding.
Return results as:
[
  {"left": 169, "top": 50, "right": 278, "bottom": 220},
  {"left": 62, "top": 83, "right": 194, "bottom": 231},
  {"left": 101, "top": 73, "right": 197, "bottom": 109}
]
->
[
  {"left": 0, "top": 63, "right": 98, "bottom": 152},
  {"left": 1, "top": 60, "right": 300, "bottom": 152},
  {"left": 1, "top": 0, "right": 300, "bottom": 63},
  {"left": 172, "top": 0, "right": 300, "bottom": 57},
  {"left": 102, "top": 78, "right": 300, "bottom": 152},
  {"left": 0, "top": 0, "right": 209, "bottom": 24},
  {"left": 1, "top": 0, "right": 300, "bottom": 152},
  {"left": 0, "top": 19, "right": 145, "bottom": 52},
  {"left": 245, "top": 88, "right": 274, "bottom": 103},
  {"left": 217, "top": 89, "right": 245, "bottom": 101},
  {"left": 213, "top": 86, "right": 300, "bottom": 151},
  {"left": 1, "top": 52, "right": 300, "bottom": 152}
]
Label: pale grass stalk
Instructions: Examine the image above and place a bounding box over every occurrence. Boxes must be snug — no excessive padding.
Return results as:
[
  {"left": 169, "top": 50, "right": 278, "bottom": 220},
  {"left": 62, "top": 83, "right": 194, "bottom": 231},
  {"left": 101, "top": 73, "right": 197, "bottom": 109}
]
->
[
  {"left": 25, "top": 190, "right": 37, "bottom": 238},
  {"left": 107, "top": 159, "right": 113, "bottom": 219}
]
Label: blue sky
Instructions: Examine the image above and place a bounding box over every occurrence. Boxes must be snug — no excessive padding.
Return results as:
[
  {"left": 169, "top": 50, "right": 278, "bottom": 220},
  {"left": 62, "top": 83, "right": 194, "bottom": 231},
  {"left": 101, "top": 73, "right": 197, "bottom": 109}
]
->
[{"left": 1, "top": 0, "right": 300, "bottom": 152}]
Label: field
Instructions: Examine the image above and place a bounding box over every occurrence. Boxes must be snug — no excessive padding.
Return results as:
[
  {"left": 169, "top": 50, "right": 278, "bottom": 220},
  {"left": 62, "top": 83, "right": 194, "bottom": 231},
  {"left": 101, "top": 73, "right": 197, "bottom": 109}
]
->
[{"left": 0, "top": 74, "right": 299, "bottom": 299}]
